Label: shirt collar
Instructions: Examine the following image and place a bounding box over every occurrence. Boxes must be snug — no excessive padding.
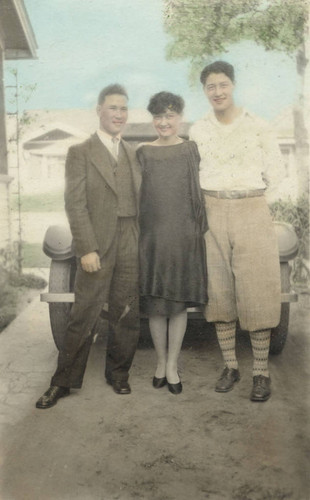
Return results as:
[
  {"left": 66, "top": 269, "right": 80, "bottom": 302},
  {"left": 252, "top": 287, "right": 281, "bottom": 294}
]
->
[
  {"left": 205, "top": 107, "right": 247, "bottom": 127},
  {"left": 96, "top": 129, "right": 121, "bottom": 147}
]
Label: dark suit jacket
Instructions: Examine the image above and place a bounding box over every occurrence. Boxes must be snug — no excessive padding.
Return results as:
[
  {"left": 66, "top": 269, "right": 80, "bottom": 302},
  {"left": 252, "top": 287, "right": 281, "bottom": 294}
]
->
[{"left": 64, "top": 133, "right": 141, "bottom": 259}]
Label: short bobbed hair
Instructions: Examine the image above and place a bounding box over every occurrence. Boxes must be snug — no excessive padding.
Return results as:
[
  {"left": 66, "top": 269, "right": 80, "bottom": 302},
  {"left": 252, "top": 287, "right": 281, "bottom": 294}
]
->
[
  {"left": 147, "top": 91, "right": 184, "bottom": 115},
  {"left": 200, "top": 61, "right": 235, "bottom": 86},
  {"left": 97, "top": 84, "right": 128, "bottom": 105}
]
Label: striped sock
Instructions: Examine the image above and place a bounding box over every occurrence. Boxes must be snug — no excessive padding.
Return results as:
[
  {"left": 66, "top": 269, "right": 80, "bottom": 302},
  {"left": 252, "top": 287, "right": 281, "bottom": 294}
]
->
[
  {"left": 215, "top": 321, "right": 238, "bottom": 369},
  {"left": 249, "top": 329, "right": 271, "bottom": 377}
]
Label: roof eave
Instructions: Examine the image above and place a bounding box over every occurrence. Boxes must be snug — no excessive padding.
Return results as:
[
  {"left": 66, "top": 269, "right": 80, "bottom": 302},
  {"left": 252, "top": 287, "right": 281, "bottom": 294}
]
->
[{"left": 4, "top": 0, "right": 38, "bottom": 60}]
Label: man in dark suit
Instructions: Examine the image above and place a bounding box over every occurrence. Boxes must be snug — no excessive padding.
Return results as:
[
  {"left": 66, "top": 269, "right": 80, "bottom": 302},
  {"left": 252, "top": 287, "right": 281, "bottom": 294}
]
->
[{"left": 36, "top": 84, "right": 141, "bottom": 409}]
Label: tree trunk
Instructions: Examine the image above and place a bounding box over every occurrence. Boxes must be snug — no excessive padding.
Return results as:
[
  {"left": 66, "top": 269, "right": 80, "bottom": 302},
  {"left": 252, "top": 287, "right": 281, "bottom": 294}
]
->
[{"left": 294, "top": 41, "right": 309, "bottom": 198}]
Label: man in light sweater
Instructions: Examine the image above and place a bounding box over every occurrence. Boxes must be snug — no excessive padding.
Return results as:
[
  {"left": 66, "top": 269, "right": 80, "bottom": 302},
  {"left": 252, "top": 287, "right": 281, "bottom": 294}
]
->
[{"left": 190, "top": 61, "right": 284, "bottom": 401}]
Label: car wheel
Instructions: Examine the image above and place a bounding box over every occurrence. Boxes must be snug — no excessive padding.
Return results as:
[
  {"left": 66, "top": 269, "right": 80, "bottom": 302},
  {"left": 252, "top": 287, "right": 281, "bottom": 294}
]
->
[
  {"left": 48, "top": 259, "right": 76, "bottom": 350},
  {"left": 270, "top": 262, "right": 291, "bottom": 355}
]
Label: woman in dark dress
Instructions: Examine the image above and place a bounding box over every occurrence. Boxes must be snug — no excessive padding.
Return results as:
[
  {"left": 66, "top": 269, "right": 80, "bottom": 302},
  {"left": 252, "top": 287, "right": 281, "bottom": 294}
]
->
[{"left": 137, "top": 92, "right": 207, "bottom": 394}]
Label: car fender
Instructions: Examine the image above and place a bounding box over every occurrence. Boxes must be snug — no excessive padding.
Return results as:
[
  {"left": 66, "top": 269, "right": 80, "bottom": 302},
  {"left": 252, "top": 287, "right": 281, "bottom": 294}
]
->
[{"left": 42, "top": 225, "right": 74, "bottom": 260}]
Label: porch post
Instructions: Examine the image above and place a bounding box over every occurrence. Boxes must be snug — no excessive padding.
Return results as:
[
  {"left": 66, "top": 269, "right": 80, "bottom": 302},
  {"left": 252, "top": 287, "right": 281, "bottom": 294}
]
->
[{"left": 0, "top": 46, "right": 8, "bottom": 175}]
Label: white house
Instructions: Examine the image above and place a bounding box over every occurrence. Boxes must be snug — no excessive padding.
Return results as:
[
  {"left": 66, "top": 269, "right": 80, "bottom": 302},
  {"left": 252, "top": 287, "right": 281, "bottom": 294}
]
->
[
  {"left": 272, "top": 107, "right": 299, "bottom": 201},
  {"left": 7, "top": 107, "right": 298, "bottom": 200}
]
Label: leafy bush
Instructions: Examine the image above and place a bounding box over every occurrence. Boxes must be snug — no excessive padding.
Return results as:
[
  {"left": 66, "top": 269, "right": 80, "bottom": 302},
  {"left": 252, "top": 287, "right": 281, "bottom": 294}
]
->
[
  {"left": 270, "top": 196, "right": 309, "bottom": 285},
  {"left": 9, "top": 272, "right": 47, "bottom": 289},
  {"left": 0, "top": 248, "right": 47, "bottom": 332},
  {"left": 0, "top": 307, "right": 16, "bottom": 331},
  {"left": 0, "top": 268, "right": 18, "bottom": 332}
]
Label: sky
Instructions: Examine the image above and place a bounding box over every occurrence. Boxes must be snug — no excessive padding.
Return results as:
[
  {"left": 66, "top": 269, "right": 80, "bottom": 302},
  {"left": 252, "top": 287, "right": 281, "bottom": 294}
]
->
[{"left": 4, "top": 0, "right": 299, "bottom": 122}]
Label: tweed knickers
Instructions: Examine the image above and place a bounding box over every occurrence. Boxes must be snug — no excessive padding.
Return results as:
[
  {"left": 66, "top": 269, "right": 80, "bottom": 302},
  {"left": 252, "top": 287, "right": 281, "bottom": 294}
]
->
[{"left": 204, "top": 195, "right": 281, "bottom": 331}]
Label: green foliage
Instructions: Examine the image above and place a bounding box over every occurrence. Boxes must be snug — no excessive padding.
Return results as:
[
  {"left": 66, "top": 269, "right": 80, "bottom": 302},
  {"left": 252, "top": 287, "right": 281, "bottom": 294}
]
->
[
  {"left": 0, "top": 305, "right": 16, "bottom": 331},
  {"left": 0, "top": 251, "right": 47, "bottom": 332},
  {"left": 11, "top": 191, "right": 64, "bottom": 212},
  {"left": 0, "top": 266, "right": 18, "bottom": 332},
  {"left": 2, "top": 240, "right": 50, "bottom": 272},
  {"left": 270, "top": 196, "right": 309, "bottom": 284},
  {"left": 270, "top": 196, "right": 309, "bottom": 241},
  {"left": 6, "top": 67, "right": 37, "bottom": 106},
  {"left": 9, "top": 272, "right": 47, "bottom": 289},
  {"left": 248, "top": 0, "right": 307, "bottom": 52},
  {"left": 0, "top": 242, "right": 48, "bottom": 281},
  {"left": 19, "top": 111, "right": 34, "bottom": 127},
  {"left": 0, "top": 268, "right": 18, "bottom": 308},
  {"left": 165, "top": 0, "right": 256, "bottom": 59},
  {"left": 20, "top": 243, "right": 50, "bottom": 268},
  {"left": 0, "top": 245, "right": 19, "bottom": 275},
  {"left": 164, "top": 0, "right": 308, "bottom": 78}
]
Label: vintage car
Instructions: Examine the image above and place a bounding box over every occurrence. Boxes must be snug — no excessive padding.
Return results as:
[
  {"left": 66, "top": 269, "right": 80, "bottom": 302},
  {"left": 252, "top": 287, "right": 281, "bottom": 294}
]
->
[{"left": 40, "top": 222, "right": 299, "bottom": 354}]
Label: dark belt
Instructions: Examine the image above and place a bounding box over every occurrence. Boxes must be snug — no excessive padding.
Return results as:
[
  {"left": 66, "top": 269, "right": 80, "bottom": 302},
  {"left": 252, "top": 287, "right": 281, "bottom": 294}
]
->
[{"left": 203, "top": 189, "right": 265, "bottom": 199}]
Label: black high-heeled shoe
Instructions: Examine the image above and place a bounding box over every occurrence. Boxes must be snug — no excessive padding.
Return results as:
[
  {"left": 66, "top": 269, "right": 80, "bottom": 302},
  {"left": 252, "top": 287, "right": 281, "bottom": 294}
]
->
[
  {"left": 167, "top": 380, "right": 182, "bottom": 395},
  {"left": 152, "top": 376, "right": 167, "bottom": 389}
]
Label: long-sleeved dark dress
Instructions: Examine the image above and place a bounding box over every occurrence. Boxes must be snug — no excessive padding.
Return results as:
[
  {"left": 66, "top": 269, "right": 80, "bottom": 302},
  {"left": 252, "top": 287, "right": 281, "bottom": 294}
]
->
[{"left": 137, "top": 140, "right": 208, "bottom": 316}]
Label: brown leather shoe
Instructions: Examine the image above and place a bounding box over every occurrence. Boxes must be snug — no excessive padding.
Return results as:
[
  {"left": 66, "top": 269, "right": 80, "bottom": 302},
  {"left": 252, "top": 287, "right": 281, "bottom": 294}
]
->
[
  {"left": 215, "top": 367, "right": 240, "bottom": 392},
  {"left": 250, "top": 375, "right": 271, "bottom": 402},
  {"left": 35, "top": 386, "right": 70, "bottom": 409}
]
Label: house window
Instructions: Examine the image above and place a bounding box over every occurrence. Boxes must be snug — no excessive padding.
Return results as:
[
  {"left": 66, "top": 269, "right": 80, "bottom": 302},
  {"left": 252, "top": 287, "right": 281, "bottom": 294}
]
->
[{"left": 280, "top": 146, "right": 290, "bottom": 177}]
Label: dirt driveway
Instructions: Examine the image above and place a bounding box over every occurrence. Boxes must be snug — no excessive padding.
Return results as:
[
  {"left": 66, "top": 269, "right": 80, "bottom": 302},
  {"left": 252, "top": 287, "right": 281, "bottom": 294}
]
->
[{"left": 0, "top": 298, "right": 309, "bottom": 500}]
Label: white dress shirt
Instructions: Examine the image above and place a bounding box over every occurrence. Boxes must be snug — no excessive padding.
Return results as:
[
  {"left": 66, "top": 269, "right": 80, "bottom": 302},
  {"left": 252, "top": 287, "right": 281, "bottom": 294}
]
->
[
  {"left": 96, "top": 129, "right": 120, "bottom": 159},
  {"left": 190, "top": 109, "right": 285, "bottom": 202}
]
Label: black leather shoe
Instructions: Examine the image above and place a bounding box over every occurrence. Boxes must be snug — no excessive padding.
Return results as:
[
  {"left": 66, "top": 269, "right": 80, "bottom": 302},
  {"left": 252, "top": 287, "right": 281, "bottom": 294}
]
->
[
  {"left": 167, "top": 381, "right": 182, "bottom": 395},
  {"left": 250, "top": 375, "right": 271, "bottom": 402},
  {"left": 215, "top": 367, "right": 240, "bottom": 392},
  {"left": 35, "top": 386, "right": 70, "bottom": 409},
  {"left": 107, "top": 379, "right": 131, "bottom": 395},
  {"left": 153, "top": 376, "right": 167, "bottom": 389}
]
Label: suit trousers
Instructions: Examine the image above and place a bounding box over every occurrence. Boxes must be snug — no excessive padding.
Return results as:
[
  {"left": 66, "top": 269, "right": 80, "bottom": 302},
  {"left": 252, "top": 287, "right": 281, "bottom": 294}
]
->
[{"left": 51, "top": 217, "right": 140, "bottom": 388}]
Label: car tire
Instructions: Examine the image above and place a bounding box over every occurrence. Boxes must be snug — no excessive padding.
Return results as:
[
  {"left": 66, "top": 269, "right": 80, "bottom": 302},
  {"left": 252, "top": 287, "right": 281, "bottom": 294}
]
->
[
  {"left": 270, "top": 262, "right": 291, "bottom": 355},
  {"left": 48, "top": 259, "right": 76, "bottom": 351}
]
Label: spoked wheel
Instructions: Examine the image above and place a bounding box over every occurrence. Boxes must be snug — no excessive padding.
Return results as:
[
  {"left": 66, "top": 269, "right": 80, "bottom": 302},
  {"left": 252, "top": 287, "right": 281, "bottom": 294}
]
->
[
  {"left": 270, "top": 262, "right": 291, "bottom": 355},
  {"left": 48, "top": 259, "right": 76, "bottom": 350}
]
